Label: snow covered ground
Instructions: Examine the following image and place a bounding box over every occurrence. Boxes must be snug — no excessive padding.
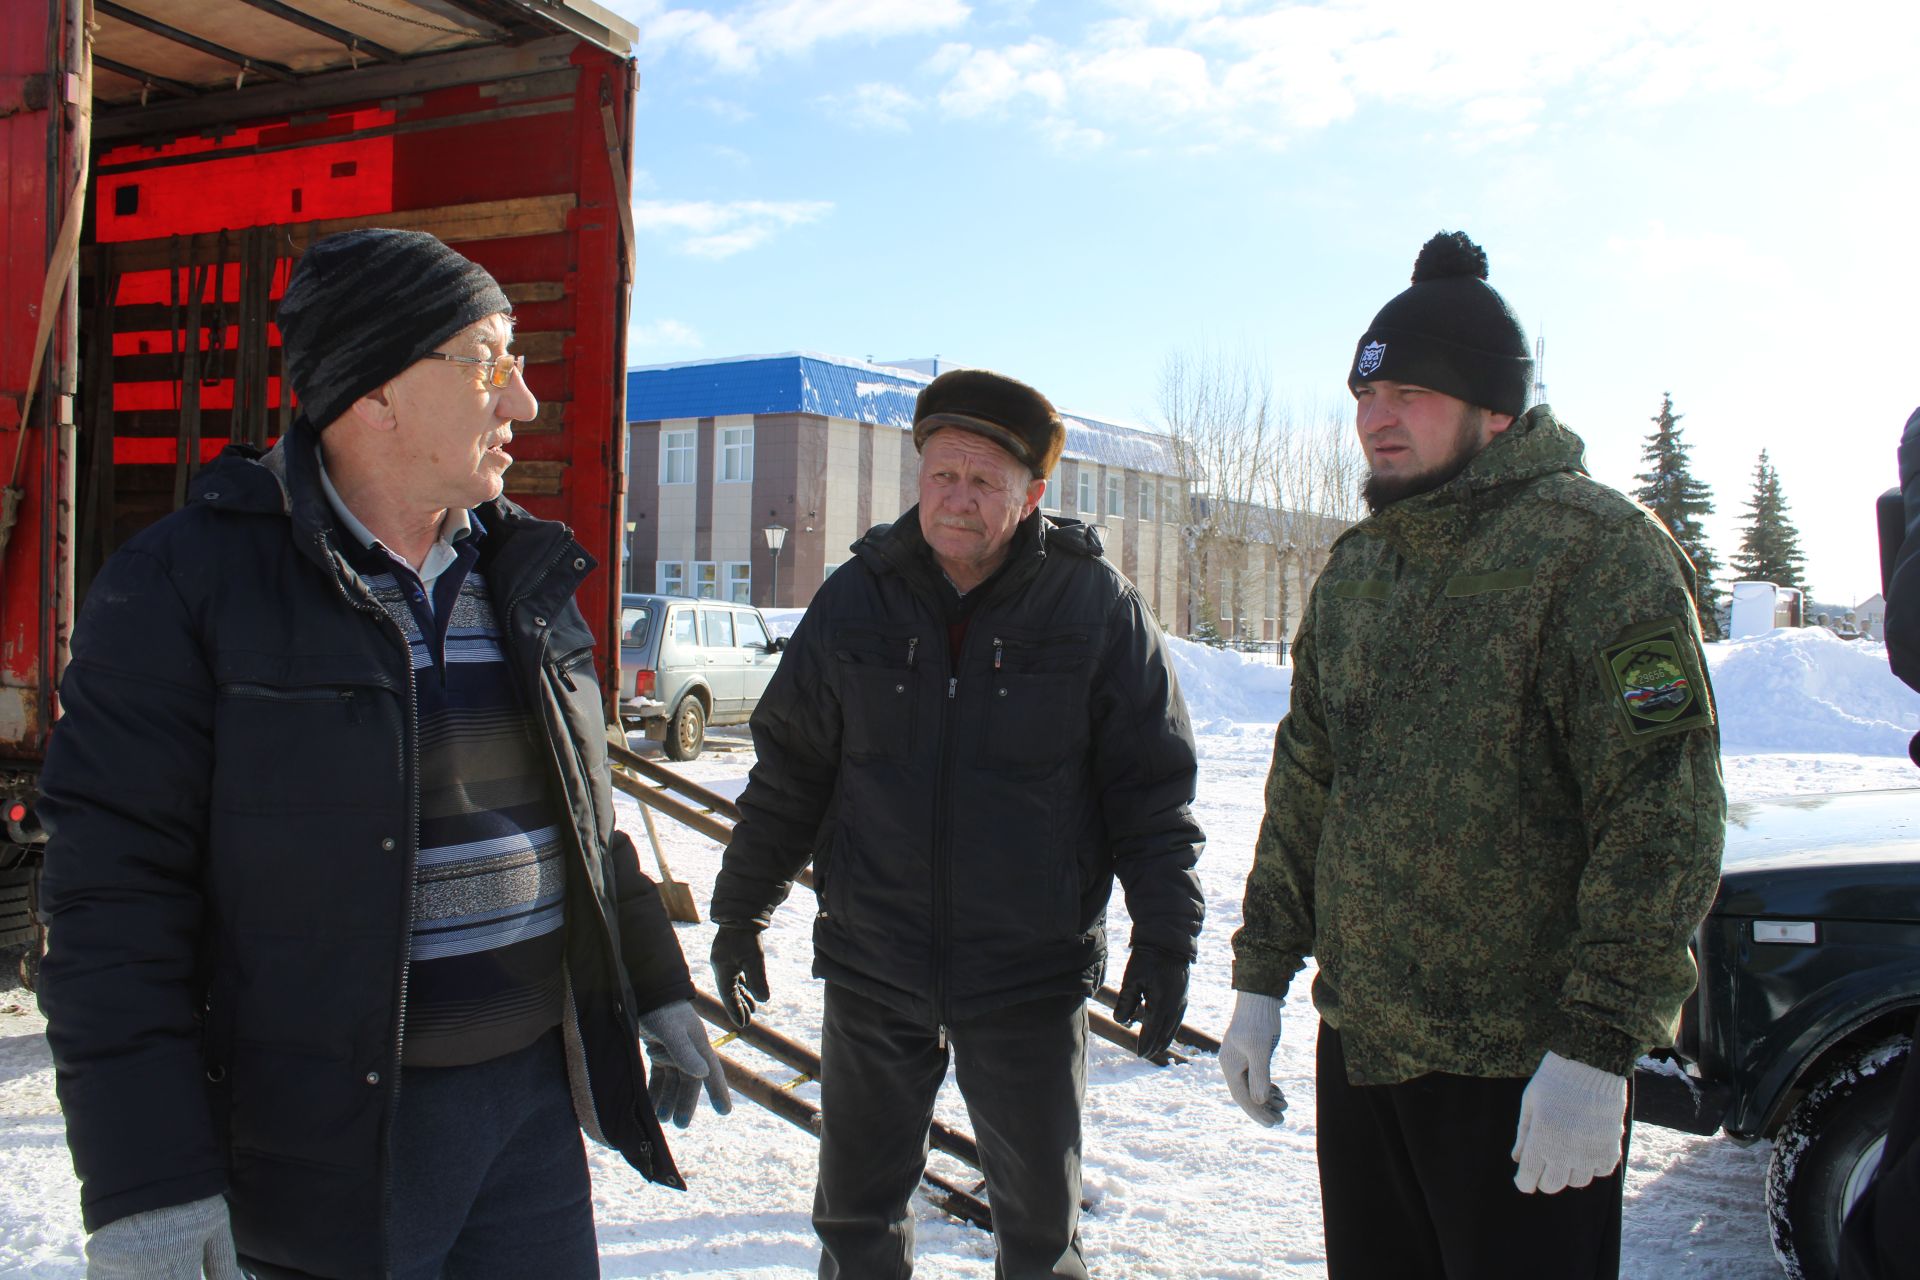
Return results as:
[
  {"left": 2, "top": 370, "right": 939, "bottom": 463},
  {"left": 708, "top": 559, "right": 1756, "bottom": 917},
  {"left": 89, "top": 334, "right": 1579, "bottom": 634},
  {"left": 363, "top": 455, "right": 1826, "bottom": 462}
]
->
[{"left": 3, "top": 628, "right": 1918, "bottom": 1277}]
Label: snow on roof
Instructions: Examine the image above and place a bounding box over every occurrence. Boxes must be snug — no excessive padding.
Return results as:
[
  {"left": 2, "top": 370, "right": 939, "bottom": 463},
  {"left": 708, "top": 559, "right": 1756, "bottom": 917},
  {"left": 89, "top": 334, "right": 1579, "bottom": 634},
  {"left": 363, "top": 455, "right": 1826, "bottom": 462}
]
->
[{"left": 627, "top": 352, "right": 1180, "bottom": 477}]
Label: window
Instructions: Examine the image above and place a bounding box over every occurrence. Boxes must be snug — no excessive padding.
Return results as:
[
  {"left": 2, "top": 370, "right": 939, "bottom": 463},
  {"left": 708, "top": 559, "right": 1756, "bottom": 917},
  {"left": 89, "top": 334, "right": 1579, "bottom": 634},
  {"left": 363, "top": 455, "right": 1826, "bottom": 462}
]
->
[
  {"left": 1042, "top": 464, "right": 1061, "bottom": 512},
  {"left": 669, "top": 608, "right": 697, "bottom": 647},
  {"left": 1076, "top": 470, "right": 1095, "bottom": 514},
  {"left": 1164, "top": 481, "right": 1181, "bottom": 522},
  {"left": 693, "top": 561, "right": 718, "bottom": 599},
  {"left": 656, "top": 561, "right": 686, "bottom": 596},
  {"left": 719, "top": 426, "right": 753, "bottom": 483},
  {"left": 823, "top": 561, "right": 842, "bottom": 579},
  {"left": 620, "top": 603, "right": 654, "bottom": 647},
  {"left": 735, "top": 610, "right": 770, "bottom": 650},
  {"left": 700, "top": 608, "right": 735, "bottom": 648},
  {"left": 1139, "top": 478, "right": 1155, "bottom": 522},
  {"left": 661, "top": 429, "right": 694, "bottom": 485},
  {"left": 723, "top": 561, "right": 752, "bottom": 603},
  {"left": 1106, "top": 474, "right": 1124, "bottom": 518}
]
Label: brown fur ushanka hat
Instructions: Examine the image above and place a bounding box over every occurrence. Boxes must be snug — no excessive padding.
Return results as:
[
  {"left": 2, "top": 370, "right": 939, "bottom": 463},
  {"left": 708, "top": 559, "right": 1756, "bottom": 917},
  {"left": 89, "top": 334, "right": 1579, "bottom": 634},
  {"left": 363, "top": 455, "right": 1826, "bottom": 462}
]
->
[{"left": 912, "top": 369, "right": 1066, "bottom": 479}]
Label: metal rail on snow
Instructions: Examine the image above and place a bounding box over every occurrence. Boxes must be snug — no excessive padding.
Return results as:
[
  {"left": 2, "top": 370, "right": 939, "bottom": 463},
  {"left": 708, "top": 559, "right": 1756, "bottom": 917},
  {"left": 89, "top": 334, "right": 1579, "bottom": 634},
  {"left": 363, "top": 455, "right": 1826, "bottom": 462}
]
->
[{"left": 607, "top": 743, "right": 1224, "bottom": 1228}]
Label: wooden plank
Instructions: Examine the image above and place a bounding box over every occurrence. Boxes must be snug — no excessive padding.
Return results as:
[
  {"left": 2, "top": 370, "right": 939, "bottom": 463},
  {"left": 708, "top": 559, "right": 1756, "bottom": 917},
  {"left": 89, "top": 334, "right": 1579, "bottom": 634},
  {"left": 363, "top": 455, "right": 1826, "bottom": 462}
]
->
[
  {"left": 503, "top": 281, "right": 566, "bottom": 305},
  {"left": 502, "top": 459, "right": 564, "bottom": 497},
  {"left": 515, "top": 330, "right": 567, "bottom": 365},
  {"left": 518, "top": 400, "right": 564, "bottom": 434},
  {"left": 114, "top": 286, "right": 565, "bottom": 330},
  {"left": 93, "top": 37, "right": 581, "bottom": 144},
  {"left": 88, "top": 194, "right": 576, "bottom": 274},
  {"left": 109, "top": 330, "right": 564, "bottom": 382}
]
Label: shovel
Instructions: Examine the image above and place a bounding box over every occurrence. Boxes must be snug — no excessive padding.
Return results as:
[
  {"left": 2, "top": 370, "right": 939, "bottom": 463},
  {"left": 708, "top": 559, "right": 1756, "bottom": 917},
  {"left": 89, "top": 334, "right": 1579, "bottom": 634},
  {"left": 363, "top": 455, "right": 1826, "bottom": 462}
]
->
[{"left": 640, "top": 801, "right": 701, "bottom": 923}]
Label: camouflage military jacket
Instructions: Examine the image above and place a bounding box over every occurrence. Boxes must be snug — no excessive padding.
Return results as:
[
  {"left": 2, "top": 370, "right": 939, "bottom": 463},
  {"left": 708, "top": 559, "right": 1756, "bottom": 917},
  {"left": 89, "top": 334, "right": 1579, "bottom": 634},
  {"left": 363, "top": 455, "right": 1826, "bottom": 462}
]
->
[{"left": 1232, "top": 406, "right": 1725, "bottom": 1083}]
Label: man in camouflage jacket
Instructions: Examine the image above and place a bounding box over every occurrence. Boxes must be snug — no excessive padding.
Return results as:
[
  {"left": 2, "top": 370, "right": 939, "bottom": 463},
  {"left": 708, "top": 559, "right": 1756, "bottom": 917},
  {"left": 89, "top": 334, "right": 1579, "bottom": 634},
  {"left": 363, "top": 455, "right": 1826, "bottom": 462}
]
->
[{"left": 1219, "top": 232, "right": 1724, "bottom": 1279}]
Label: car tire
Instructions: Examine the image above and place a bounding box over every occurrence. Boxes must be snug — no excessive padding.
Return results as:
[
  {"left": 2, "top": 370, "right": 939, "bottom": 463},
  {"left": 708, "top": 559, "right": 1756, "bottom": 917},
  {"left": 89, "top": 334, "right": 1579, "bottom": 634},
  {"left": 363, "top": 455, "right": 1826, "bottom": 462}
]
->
[
  {"left": 1767, "top": 1034, "right": 1911, "bottom": 1280},
  {"left": 663, "top": 695, "right": 706, "bottom": 762}
]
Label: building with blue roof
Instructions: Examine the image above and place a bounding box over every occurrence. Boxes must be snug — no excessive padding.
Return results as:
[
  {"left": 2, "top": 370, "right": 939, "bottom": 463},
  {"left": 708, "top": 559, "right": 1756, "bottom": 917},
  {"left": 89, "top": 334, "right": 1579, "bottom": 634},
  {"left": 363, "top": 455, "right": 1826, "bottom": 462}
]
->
[{"left": 623, "top": 352, "right": 1191, "bottom": 627}]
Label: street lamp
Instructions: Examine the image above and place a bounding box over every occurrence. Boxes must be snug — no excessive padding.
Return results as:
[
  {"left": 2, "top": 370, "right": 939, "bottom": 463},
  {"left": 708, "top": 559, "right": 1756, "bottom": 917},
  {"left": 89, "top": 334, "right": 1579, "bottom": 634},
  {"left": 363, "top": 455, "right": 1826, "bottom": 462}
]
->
[{"left": 763, "top": 524, "right": 787, "bottom": 607}]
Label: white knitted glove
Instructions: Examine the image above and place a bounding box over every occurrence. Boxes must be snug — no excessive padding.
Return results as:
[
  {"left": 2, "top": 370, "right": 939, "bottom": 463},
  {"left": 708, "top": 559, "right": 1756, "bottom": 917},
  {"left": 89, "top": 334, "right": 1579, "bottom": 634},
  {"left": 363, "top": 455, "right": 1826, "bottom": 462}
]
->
[
  {"left": 1511, "top": 1050, "right": 1629, "bottom": 1194},
  {"left": 1218, "top": 991, "right": 1287, "bottom": 1127},
  {"left": 86, "top": 1193, "right": 241, "bottom": 1279}
]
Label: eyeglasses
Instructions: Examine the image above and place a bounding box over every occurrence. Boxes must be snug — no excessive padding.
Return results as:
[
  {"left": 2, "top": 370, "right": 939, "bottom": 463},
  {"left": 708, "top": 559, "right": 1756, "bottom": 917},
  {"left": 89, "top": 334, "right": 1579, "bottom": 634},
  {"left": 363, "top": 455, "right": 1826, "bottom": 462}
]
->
[{"left": 421, "top": 350, "right": 523, "bottom": 389}]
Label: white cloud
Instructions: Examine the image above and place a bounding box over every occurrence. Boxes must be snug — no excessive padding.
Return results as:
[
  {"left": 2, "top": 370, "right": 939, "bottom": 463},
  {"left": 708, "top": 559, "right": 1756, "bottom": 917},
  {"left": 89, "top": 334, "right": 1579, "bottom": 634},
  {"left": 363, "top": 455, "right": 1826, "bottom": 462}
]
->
[
  {"left": 1605, "top": 220, "right": 1780, "bottom": 281},
  {"left": 616, "top": 0, "right": 970, "bottom": 73},
  {"left": 820, "top": 82, "right": 921, "bottom": 132},
  {"left": 911, "top": 0, "right": 1919, "bottom": 152},
  {"left": 628, "top": 318, "right": 702, "bottom": 353},
  {"left": 631, "top": 198, "right": 834, "bottom": 259}
]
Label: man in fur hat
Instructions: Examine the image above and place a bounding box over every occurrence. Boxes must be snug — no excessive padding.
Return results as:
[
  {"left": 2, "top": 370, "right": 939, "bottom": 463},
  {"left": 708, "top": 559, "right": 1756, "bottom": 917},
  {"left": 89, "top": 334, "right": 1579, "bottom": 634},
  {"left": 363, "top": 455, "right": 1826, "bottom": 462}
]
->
[{"left": 711, "top": 368, "right": 1206, "bottom": 1279}]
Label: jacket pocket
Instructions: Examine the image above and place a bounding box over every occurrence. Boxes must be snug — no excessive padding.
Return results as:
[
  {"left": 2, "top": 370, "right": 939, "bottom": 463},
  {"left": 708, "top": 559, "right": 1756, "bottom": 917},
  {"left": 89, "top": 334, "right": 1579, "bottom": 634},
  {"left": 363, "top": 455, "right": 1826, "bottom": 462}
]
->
[
  {"left": 832, "top": 626, "right": 921, "bottom": 760},
  {"left": 978, "top": 630, "right": 1092, "bottom": 776}
]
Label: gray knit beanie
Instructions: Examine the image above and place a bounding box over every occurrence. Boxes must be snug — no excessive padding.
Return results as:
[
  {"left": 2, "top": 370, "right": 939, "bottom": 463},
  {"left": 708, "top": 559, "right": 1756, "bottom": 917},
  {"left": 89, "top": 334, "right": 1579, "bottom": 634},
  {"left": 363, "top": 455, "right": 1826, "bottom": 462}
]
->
[{"left": 277, "top": 228, "right": 511, "bottom": 430}]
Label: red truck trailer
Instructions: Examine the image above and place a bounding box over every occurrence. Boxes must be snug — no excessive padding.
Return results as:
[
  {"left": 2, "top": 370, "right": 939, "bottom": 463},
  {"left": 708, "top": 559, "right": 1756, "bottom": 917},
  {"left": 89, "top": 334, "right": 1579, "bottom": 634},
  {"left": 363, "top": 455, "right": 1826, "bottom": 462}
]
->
[{"left": 0, "top": 0, "right": 642, "bottom": 974}]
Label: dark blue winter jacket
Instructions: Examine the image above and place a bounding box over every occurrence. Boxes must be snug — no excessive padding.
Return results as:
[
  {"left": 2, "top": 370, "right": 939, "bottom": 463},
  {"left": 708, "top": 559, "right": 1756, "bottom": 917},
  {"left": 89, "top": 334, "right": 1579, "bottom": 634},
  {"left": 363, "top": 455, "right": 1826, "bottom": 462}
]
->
[
  {"left": 711, "top": 508, "right": 1205, "bottom": 1027},
  {"left": 36, "top": 421, "right": 691, "bottom": 1278}
]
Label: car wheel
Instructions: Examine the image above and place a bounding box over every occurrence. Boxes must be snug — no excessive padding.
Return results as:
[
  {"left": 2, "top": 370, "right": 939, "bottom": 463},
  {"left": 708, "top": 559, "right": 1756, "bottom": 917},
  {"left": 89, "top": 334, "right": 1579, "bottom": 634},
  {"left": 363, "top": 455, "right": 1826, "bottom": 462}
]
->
[
  {"left": 663, "top": 695, "right": 706, "bottom": 762},
  {"left": 1767, "top": 1034, "right": 1911, "bottom": 1280}
]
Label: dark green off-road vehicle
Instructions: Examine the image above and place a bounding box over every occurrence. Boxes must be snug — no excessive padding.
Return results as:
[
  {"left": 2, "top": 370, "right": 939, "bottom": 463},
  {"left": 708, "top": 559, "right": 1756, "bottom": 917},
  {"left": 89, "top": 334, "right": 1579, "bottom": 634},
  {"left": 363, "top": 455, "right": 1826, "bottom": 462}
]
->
[{"left": 1634, "top": 787, "right": 1920, "bottom": 1280}]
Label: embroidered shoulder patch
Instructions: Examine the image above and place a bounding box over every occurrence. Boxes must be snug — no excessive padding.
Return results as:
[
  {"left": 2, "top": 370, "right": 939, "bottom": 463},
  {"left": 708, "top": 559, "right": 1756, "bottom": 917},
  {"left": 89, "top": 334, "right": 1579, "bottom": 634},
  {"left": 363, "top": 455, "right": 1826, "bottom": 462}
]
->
[{"left": 1599, "top": 621, "right": 1713, "bottom": 740}]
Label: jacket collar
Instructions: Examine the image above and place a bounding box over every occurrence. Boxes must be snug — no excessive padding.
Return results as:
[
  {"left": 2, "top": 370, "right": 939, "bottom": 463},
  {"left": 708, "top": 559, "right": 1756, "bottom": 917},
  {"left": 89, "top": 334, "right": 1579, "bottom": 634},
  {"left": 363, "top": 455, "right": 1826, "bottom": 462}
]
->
[
  {"left": 1350, "top": 404, "right": 1588, "bottom": 561},
  {"left": 186, "top": 419, "right": 590, "bottom": 603},
  {"left": 855, "top": 507, "right": 1101, "bottom": 606}
]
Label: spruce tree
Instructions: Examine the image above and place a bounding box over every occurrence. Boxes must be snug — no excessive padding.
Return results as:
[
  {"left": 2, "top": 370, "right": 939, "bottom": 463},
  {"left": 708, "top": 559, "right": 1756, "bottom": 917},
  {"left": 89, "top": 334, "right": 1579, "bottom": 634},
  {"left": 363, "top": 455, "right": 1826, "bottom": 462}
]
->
[
  {"left": 1632, "top": 393, "right": 1721, "bottom": 638},
  {"left": 1729, "top": 450, "right": 1808, "bottom": 592}
]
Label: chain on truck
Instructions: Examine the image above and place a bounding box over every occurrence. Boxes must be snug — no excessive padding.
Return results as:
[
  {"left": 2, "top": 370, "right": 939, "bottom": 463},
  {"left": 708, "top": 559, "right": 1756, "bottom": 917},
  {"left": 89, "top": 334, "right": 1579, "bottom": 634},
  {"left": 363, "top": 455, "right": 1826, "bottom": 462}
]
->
[{"left": 0, "top": 0, "right": 646, "bottom": 985}]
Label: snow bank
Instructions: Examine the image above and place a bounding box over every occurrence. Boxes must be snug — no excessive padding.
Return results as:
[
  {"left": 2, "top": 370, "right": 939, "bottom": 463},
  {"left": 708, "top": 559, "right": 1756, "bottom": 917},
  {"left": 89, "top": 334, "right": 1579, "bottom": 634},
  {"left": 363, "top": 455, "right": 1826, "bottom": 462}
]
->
[
  {"left": 1164, "top": 636, "right": 1291, "bottom": 728},
  {"left": 1706, "top": 629, "right": 1920, "bottom": 755}
]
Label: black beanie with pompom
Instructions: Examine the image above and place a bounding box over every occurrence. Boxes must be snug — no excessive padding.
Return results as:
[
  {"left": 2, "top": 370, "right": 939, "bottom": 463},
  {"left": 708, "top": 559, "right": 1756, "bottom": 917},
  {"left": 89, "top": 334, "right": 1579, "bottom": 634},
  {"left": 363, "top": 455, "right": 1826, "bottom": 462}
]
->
[{"left": 1347, "top": 231, "right": 1533, "bottom": 416}]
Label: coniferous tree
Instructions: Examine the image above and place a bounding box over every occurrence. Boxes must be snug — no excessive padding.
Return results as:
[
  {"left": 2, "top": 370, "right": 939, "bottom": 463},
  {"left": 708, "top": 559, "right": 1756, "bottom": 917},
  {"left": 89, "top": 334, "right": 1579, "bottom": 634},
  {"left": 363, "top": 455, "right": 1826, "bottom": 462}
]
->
[
  {"left": 1632, "top": 393, "right": 1721, "bottom": 638},
  {"left": 1729, "top": 450, "right": 1808, "bottom": 592}
]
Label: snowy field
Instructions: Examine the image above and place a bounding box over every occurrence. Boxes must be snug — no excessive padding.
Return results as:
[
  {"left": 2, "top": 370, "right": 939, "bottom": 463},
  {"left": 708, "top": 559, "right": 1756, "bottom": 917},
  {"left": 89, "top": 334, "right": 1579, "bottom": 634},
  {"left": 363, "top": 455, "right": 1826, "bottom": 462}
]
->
[{"left": 3, "top": 626, "right": 1918, "bottom": 1277}]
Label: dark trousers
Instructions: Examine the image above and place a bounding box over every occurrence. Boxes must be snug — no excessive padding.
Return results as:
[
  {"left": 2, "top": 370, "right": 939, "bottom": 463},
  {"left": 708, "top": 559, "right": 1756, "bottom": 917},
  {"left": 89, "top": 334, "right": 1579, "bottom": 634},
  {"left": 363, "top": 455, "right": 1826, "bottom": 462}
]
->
[
  {"left": 388, "top": 1027, "right": 599, "bottom": 1280},
  {"left": 814, "top": 983, "right": 1089, "bottom": 1280},
  {"left": 1316, "top": 1021, "right": 1626, "bottom": 1280}
]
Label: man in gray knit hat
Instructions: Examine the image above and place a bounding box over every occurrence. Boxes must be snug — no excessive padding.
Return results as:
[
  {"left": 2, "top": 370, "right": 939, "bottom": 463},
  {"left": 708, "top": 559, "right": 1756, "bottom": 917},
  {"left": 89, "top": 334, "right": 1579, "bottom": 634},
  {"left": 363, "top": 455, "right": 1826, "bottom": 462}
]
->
[
  {"left": 1219, "top": 231, "right": 1724, "bottom": 1278},
  {"left": 38, "top": 228, "right": 729, "bottom": 1278}
]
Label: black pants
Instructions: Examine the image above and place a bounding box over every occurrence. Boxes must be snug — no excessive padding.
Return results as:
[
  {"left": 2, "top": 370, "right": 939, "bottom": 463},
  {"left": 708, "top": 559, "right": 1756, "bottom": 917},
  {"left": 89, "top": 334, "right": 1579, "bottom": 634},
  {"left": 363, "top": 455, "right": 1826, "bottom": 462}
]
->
[
  {"left": 1316, "top": 1021, "right": 1626, "bottom": 1280},
  {"left": 813, "top": 983, "right": 1089, "bottom": 1280}
]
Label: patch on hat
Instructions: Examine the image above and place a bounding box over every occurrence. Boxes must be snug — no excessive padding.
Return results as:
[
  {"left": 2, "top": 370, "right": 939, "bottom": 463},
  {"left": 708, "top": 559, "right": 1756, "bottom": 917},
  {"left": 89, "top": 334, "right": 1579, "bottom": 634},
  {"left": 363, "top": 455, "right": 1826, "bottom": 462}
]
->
[
  {"left": 1356, "top": 341, "right": 1387, "bottom": 377},
  {"left": 1598, "top": 620, "right": 1713, "bottom": 740}
]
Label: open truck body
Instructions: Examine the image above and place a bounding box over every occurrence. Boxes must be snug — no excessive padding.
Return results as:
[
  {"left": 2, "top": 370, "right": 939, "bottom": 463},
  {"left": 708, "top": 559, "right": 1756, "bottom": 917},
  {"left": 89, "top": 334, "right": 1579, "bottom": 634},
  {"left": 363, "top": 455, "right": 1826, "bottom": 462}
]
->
[{"left": 0, "top": 0, "right": 641, "bottom": 949}]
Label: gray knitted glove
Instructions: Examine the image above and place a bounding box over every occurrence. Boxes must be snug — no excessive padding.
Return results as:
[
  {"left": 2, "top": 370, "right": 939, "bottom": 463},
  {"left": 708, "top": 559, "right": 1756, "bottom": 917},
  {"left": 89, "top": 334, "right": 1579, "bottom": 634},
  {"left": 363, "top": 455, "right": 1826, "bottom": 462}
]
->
[
  {"left": 86, "top": 1193, "right": 241, "bottom": 1280},
  {"left": 638, "top": 998, "right": 733, "bottom": 1129}
]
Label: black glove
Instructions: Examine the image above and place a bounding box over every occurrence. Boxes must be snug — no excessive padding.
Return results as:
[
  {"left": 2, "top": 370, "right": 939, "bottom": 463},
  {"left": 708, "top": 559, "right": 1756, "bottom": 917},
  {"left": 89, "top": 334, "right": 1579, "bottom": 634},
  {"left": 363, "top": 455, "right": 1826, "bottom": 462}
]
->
[
  {"left": 1112, "top": 944, "right": 1190, "bottom": 1060},
  {"left": 710, "top": 925, "right": 771, "bottom": 1029}
]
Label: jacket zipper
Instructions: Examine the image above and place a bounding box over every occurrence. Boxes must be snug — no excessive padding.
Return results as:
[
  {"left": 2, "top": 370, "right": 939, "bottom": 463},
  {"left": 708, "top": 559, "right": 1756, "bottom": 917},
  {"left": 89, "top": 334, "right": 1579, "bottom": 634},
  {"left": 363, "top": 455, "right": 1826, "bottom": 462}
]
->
[
  {"left": 513, "top": 538, "right": 650, "bottom": 1160},
  {"left": 315, "top": 529, "right": 418, "bottom": 1279},
  {"left": 931, "top": 639, "right": 969, "bottom": 1034}
]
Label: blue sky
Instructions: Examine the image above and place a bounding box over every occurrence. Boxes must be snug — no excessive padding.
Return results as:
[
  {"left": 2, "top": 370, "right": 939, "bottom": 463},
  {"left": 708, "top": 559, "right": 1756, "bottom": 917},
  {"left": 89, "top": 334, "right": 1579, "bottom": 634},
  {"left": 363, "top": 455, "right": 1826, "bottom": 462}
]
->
[{"left": 605, "top": 0, "right": 1918, "bottom": 607}]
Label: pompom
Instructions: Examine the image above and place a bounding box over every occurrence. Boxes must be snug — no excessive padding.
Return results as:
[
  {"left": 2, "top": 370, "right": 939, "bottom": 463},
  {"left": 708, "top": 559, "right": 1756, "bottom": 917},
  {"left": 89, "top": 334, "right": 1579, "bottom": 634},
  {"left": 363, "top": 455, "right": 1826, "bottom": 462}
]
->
[{"left": 1410, "top": 231, "right": 1488, "bottom": 284}]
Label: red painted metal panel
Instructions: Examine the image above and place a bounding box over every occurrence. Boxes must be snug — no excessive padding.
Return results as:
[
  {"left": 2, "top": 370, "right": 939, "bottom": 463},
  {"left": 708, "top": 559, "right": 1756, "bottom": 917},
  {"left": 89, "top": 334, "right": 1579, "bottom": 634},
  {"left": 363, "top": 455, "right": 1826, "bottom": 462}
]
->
[
  {"left": 0, "top": 0, "right": 59, "bottom": 761},
  {"left": 2, "top": 13, "right": 639, "bottom": 771}
]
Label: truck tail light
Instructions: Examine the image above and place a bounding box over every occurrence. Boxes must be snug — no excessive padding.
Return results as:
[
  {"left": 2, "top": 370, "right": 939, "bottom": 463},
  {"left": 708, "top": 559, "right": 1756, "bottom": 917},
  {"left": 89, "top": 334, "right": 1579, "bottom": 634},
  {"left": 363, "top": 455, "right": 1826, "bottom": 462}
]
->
[{"left": 633, "top": 669, "right": 655, "bottom": 698}]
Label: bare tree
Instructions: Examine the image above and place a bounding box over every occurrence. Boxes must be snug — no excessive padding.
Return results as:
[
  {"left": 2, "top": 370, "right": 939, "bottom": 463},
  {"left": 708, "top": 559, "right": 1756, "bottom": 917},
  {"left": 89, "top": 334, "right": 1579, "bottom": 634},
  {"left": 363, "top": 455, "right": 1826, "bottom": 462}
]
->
[
  {"left": 1157, "top": 343, "right": 1272, "bottom": 640},
  {"left": 1251, "top": 397, "right": 1363, "bottom": 643}
]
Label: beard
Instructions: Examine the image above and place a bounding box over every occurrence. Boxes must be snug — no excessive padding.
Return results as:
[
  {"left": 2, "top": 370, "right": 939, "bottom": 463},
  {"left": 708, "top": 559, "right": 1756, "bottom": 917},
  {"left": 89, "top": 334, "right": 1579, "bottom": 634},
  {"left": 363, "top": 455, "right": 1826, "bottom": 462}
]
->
[{"left": 1361, "top": 404, "right": 1491, "bottom": 513}]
